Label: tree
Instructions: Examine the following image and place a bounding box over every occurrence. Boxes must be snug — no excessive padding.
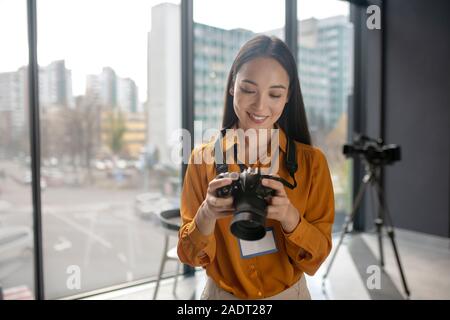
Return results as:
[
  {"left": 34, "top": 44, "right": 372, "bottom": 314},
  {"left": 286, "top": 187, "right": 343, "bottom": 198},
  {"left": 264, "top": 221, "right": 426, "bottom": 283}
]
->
[
  {"left": 71, "top": 94, "right": 102, "bottom": 183},
  {"left": 39, "top": 95, "right": 103, "bottom": 185},
  {"left": 104, "top": 110, "right": 126, "bottom": 156}
]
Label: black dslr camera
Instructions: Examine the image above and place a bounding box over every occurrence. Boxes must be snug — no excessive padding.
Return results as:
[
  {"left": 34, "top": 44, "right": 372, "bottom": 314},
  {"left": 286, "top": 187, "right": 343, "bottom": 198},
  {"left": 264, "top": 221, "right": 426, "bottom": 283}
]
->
[
  {"left": 343, "top": 134, "right": 401, "bottom": 166},
  {"left": 216, "top": 167, "right": 292, "bottom": 241}
]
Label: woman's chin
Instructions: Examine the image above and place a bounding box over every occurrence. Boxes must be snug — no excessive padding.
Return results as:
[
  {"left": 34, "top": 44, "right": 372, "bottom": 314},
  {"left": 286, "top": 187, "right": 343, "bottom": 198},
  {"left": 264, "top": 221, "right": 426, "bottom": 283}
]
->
[
  {"left": 244, "top": 119, "right": 273, "bottom": 130},
  {"left": 237, "top": 118, "right": 274, "bottom": 131}
]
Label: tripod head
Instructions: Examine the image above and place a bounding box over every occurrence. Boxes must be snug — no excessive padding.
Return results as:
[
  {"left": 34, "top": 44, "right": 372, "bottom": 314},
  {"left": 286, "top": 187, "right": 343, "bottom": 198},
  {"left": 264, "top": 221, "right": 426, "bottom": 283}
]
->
[{"left": 343, "top": 133, "right": 401, "bottom": 167}]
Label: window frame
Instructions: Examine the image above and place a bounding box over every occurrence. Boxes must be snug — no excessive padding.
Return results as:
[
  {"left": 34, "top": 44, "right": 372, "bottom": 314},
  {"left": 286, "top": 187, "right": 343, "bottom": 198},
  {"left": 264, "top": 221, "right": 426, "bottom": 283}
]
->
[{"left": 25, "top": 0, "right": 357, "bottom": 300}]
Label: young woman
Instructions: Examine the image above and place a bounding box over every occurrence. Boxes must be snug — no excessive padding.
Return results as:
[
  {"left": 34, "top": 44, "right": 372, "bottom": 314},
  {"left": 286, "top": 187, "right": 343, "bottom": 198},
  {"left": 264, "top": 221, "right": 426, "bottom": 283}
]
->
[{"left": 177, "top": 35, "right": 335, "bottom": 300}]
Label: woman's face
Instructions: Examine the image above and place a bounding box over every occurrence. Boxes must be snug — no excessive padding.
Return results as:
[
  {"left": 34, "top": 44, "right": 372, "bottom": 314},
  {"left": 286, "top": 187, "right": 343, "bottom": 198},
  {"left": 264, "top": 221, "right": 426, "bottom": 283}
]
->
[{"left": 230, "top": 57, "right": 290, "bottom": 131}]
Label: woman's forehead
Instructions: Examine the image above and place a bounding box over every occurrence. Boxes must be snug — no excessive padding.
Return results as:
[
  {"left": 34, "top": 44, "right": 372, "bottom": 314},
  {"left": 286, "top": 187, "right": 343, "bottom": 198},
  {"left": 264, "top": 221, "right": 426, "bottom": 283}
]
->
[{"left": 237, "top": 57, "right": 289, "bottom": 85}]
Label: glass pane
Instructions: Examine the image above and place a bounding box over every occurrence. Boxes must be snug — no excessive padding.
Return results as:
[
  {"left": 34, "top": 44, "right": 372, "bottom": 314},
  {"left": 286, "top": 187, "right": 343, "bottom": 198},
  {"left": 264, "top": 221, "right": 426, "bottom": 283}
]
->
[
  {"left": 298, "top": 0, "right": 354, "bottom": 231},
  {"left": 37, "top": 0, "right": 181, "bottom": 298},
  {"left": 0, "top": 0, "right": 36, "bottom": 300},
  {"left": 193, "top": 0, "right": 285, "bottom": 138}
]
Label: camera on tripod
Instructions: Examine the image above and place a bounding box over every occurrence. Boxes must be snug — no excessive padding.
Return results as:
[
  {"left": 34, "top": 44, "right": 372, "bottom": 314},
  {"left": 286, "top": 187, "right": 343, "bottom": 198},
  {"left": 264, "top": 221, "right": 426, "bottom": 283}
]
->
[
  {"left": 343, "top": 134, "right": 401, "bottom": 166},
  {"left": 323, "top": 133, "right": 411, "bottom": 298}
]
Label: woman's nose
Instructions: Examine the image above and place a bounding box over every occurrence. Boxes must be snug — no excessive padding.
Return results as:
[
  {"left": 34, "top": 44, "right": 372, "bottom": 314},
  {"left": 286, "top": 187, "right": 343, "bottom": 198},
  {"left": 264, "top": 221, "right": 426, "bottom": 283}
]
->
[{"left": 252, "top": 95, "right": 267, "bottom": 112}]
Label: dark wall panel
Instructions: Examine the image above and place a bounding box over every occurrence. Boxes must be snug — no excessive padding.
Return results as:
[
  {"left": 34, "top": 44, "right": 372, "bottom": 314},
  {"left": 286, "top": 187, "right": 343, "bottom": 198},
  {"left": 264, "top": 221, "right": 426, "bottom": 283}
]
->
[{"left": 383, "top": 0, "right": 450, "bottom": 237}]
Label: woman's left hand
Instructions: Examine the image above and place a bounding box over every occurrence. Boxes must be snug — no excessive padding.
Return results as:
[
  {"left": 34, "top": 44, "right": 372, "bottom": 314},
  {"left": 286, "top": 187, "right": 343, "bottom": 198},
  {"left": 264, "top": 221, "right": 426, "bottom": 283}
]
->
[{"left": 262, "top": 175, "right": 300, "bottom": 233}]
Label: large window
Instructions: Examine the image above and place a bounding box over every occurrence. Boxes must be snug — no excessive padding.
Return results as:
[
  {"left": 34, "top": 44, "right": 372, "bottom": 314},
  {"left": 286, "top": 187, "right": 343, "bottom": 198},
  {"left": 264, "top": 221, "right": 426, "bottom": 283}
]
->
[
  {"left": 298, "top": 0, "right": 354, "bottom": 230},
  {"left": 0, "top": 0, "right": 35, "bottom": 300},
  {"left": 36, "top": 0, "right": 181, "bottom": 298},
  {"left": 0, "top": 0, "right": 355, "bottom": 299},
  {"left": 193, "top": 0, "right": 285, "bottom": 139}
]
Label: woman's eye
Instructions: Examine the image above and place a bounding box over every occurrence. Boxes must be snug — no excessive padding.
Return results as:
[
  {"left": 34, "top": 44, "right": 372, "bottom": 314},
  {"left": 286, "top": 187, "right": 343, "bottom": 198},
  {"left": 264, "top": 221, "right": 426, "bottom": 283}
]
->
[
  {"left": 240, "top": 87, "right": 254, "bottom": 94},
  {"left": 239, "top": 87, "right": 281, "bottom": 98}
]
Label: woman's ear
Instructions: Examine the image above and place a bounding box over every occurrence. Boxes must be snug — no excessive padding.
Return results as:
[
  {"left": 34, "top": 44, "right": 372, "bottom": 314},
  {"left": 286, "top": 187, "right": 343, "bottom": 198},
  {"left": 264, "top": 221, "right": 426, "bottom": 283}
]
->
[{"left": 229, "top": 87, "right": 234, "bottom": 96}]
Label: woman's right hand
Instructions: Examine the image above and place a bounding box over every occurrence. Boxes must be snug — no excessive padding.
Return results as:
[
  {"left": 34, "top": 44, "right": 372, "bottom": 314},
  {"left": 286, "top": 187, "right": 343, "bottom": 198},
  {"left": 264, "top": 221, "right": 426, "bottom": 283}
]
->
[
  {"left": 195, "top": 173, "right": 238, "bottom": 236},
  {"left": 201, "top": 174, "right": 237, "bottom": 220}
]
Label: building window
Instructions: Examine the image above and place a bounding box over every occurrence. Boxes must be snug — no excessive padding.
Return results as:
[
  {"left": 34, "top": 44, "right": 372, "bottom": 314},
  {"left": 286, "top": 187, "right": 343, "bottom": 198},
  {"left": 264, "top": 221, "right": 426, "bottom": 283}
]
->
[
  {"left": 35, "top": 0, "right": 181, "bottom": 299},
  {"left": 0, "top": 0, "right": 35, "bottom": 300},
  {"left": 298, "top": 0, "right": 354, "bottom": 232},
  {"left": 193, "top": 0, "right": 285, "bottom": 141}
]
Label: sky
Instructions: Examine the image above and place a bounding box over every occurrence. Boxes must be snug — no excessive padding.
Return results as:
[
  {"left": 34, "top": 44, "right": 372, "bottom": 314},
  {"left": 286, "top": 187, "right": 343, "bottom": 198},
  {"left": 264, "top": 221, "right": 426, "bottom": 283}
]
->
[{"left": 0, "top": 0, "right": 349, "bottom": 103}]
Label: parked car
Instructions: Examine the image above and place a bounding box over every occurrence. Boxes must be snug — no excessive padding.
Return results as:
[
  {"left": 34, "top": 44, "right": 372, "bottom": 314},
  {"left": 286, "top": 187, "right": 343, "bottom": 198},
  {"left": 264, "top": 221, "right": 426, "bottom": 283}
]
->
[
  {"left": 0, "top": 226, "right": 33, "bottom": 265},
  {"left": 134, "top": 192, "right": 177, "bottom": 223},
  {"left": 23, "top": 172, "right": 47, "bottom": 190}
]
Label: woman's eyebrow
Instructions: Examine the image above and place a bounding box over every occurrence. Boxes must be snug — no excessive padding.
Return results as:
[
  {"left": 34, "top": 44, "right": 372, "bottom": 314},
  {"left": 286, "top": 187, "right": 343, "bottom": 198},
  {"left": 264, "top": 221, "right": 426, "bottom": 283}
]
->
[{"left": 241, "top": 79, "right": 287, "bottom": 90}]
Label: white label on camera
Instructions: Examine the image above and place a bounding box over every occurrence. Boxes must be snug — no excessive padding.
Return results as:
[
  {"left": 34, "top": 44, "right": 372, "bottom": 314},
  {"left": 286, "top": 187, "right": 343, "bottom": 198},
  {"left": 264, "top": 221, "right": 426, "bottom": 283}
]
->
[{"left": 239, "top": 227, "right": 278, "bottom": 259}]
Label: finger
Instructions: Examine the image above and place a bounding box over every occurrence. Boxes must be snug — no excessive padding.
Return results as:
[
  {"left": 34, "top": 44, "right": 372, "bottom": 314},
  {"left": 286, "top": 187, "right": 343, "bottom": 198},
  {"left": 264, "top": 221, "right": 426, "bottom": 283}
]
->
[
  {"left": 207, "top": 195, "right": 233, "bottom": 208},
  {"left": 215, "top": 196, "right": 234, "bottom": 208},
  {"left": 208, "top": 177, "right": 233, "bottom": 194},
  {"left": 266, "top": 207, "right": 280, "bottom": 220},
  {"left": 261, "top": 178, "right": 286, "bottom": 195},
  {"left": 215, "top": 210, "right": 235, "bottom": 218},
  {"left": 216, "top": 206, "right": 235, "bottom": 212},
  {"left": 210, "top": 197, "right": 234, "bottom": 209},
  {"left": 270, "top": 196, "right": 289, "bottom": 206}
]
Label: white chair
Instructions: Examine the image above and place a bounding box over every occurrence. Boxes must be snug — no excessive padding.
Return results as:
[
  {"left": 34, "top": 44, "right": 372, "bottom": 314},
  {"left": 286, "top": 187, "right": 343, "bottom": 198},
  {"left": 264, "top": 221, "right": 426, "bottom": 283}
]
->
[{"left": 152, "top": 209, "right": 182, "bottom": 300}]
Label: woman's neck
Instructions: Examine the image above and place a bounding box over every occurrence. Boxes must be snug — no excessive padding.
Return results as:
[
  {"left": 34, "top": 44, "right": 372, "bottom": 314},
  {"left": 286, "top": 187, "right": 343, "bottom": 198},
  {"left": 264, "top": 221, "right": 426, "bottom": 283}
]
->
[{"left": 234, "top": 122, "right": 275, "bottom": 165}]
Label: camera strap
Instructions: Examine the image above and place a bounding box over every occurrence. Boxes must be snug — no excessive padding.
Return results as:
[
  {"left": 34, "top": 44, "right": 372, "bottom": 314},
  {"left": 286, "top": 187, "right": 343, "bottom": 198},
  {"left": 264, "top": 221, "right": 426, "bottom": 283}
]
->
[
  {"left": 214, "top": 131, "right": 246, "bottom": 174},
  {"left": 214, "top": 127, "right": 298, "bottom": 189},
  {"left": 285, "top": 135, "right": 298, "bottom": 189}
]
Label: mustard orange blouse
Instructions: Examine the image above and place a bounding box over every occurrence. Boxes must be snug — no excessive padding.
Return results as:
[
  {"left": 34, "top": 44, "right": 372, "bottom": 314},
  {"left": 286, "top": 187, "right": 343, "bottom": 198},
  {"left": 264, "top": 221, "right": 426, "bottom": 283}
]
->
[{"left": 177, "top": 126, "right": 335, "bottom": 299}]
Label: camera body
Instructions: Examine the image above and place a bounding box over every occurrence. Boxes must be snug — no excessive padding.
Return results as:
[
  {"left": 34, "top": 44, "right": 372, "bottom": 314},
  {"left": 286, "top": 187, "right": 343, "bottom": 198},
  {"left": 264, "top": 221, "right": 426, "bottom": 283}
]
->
[
  {"left": 216, "top": 168, "right": 276, "bottom": 241},
  {"left": 343, "top": 135, "right": 401, "bottom": 166}
]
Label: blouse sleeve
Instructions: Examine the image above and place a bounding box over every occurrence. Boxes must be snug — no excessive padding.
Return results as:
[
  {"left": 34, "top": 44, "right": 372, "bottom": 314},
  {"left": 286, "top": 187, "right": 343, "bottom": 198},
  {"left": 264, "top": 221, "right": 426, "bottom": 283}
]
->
[
  {"left": 282, "top": 148, "right": 335, "bottom": 275},
  {"left": 177, "top": 148, "right": 217, "bottom": 267}
]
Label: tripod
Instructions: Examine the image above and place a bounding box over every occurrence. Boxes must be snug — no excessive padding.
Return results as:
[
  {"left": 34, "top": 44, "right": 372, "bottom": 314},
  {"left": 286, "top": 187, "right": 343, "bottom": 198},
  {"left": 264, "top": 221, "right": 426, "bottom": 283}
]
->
[{"left": 322, "top": 160, "right": 411, "bottom": 299}]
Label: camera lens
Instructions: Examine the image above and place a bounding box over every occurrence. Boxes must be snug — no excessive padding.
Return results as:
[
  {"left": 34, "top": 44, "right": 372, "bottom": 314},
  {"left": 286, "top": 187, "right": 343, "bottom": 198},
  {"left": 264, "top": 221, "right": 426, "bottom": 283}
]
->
[{"left": 230, "top": 211, "right": 266, "bottom": 241}]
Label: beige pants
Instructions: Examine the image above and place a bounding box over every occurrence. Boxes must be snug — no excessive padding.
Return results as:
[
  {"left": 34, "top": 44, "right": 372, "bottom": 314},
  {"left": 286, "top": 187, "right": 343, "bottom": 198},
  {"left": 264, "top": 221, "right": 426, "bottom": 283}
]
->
[{"left": 201, "top": 275, "right": 311, "bottom": 300}]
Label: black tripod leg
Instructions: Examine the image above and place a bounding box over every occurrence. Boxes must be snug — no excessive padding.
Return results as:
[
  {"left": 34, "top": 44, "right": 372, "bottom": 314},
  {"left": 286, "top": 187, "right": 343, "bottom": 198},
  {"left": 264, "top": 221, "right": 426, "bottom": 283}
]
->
[
  {"left": 373, "top": 182, "right": 411, "bottom": 298},
  {"left": 322, "top": 180, "right": 369, "bottom": 284},
  {"left": 370, "top": 186, "right": 385, "bottom": 269}
]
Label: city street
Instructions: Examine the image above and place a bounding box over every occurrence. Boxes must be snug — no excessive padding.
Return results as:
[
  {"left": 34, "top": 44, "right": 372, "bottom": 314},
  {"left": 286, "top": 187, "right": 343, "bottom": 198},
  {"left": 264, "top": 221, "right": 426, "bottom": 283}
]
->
[
  {"left": 1, "top": 160, "right": 346, "bottom": 299},
  {"left": 0, "top": 161, "right": 179, "bottom": 299}
]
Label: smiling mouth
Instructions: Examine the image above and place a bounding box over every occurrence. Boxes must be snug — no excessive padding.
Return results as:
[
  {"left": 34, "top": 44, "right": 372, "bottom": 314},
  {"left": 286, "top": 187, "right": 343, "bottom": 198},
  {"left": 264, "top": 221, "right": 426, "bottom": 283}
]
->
[{"left": 247, "top": 112, "right": 269, "bottom": 123}]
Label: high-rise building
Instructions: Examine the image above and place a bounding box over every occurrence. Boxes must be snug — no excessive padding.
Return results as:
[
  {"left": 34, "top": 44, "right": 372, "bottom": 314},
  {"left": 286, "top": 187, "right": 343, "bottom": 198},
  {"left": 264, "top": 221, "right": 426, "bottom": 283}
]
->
[
  {"left": 298, "top": 16, "right": 353, "bottom": 131},
  {"left": 86, "top": 67, "right": 117, "bottom": 107},
  {"left": 147, "top": 3, "right": 181, "bottom": 167},
  {"left": 1, "top": 60, "right": 76, "bottom": 152},
  {"left": 117, "top": 77, "right": 138, "bottom": 113},
  {"left": 147, "top": 3, "right": 254, "bottom": 166},
  {"left": 146, "top": 3, "right": 352, "bottom": 166},
  {"left": 1, "top": 60, "right": 76, "bottom": 134},
  {"left": 0, "top": 67, "right": 28, "bottom": 140},
  {"left": 86, "top": 67, "right": 139, "bottom": 114},
  {"left": 39, "top": 60, "right": 75, "bottom": 109},
  {"left": 193, "top": 23, "right": 254, "bottom": 132},
  {"left": 297, "top": 32, "right": 332, "bottom": 132}
]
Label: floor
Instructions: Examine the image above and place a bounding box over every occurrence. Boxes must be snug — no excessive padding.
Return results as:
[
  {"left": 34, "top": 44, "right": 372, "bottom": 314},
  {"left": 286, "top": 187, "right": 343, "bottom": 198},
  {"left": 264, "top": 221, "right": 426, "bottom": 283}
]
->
[{"left": 83, "top": 228, "right": 450, "bottom": 300}]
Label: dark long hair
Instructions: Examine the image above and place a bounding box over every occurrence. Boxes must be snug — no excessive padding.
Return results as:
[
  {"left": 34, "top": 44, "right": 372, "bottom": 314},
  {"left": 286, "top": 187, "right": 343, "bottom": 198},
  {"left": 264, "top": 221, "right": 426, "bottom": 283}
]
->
[{"left": 222, "top": 35, "right": 312, "bottom": 145}]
